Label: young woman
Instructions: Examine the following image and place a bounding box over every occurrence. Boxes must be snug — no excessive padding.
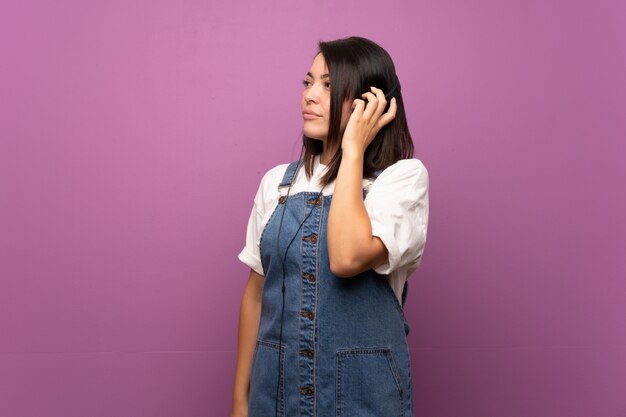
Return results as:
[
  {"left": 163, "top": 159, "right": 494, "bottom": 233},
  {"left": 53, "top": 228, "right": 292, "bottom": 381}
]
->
[{"left": 231, "top": 36, "right": 429, "bottom": 417}]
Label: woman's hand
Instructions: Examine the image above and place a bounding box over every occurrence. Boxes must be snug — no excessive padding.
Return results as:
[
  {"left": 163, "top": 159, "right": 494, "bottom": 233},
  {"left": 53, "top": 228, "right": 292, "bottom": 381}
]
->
[
  {"left": 230, "top": 400, "right": 248, "bottom": 417},
  {"left": 341, "top": 86, "right": 397, "bottom": 157}
]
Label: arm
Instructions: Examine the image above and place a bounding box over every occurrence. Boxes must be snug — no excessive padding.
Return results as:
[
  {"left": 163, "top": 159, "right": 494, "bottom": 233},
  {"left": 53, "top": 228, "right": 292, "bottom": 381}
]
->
[
  {"left": 231, "top": 269, "right": 264, "bottom": 417},
  {"left": 328, "top": 153, "right": 388, "bottom": 277},
  {"left": 327, "top": 87, "right": 396, "bottom": 277}
]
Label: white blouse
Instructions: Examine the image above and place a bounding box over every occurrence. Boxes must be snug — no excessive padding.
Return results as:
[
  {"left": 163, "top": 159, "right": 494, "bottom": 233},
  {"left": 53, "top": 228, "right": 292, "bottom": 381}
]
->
[{"left": 238, "top": 155, "right": 429, "bottom": 304}]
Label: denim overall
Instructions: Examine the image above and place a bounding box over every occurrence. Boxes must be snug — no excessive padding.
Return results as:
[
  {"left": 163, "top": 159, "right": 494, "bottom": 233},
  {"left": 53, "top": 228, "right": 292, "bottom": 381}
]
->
[{"left": 248, "top": 160, "right": 414, "bottom": 417}]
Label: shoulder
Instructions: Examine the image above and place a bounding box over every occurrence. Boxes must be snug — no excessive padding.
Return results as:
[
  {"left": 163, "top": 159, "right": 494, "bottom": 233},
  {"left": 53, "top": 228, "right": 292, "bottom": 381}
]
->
[
  {"left": 375, "top": 158, "right": 429, "bottom": 189},
  {"left": 254, "top": 162, "right": 292, "bottom": 207},
  {"left": 259, "top": 162, "right": 291, "bottom": 187}
]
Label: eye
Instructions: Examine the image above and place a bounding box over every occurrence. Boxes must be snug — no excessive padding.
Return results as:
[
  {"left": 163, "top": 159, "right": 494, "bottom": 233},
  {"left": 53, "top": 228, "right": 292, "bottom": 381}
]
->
[
  {"left": 302, "top": 79, "right": 312, "bottom": 88},
  {"left": 324, "top": 82, "right": 331, "bottom": 89}
]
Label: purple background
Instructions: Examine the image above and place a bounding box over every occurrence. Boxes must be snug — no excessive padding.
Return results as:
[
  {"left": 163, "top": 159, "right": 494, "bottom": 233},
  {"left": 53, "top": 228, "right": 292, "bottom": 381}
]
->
[{"left": 1, "top": 1, "right": 625, "bottom": 416}]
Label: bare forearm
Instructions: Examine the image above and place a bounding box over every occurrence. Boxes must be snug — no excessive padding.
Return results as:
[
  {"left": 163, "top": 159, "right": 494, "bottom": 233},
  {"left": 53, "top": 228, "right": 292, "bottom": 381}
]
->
[
  {"left": 232, "top": 270, "right": 263, "bottom": 412},
  {"left": 327, "top": 153, "right": 387, "bottom": 276}
]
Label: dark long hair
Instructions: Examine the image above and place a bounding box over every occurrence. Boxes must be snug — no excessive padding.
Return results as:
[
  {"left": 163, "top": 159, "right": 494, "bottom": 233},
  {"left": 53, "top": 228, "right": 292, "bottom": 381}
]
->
[{"left": 303, "top": 36, "right": 414, "bottom": 184}]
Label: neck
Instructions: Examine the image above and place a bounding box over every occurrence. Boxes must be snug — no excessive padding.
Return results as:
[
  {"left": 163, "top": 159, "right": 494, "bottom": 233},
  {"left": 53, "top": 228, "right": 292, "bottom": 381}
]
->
[{"left": 320, "top": 142, "right": 339, "bottom": 165}]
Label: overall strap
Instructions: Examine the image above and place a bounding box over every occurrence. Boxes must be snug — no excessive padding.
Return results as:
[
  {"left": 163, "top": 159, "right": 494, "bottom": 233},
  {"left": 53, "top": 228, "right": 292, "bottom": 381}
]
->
[{"left": 278, "top": 160, "right": 302, "bottom": 189}]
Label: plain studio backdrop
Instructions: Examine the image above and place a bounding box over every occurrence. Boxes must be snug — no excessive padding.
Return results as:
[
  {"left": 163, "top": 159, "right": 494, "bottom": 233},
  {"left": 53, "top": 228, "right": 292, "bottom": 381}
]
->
[{"left": 0, "top": 1, "right": 624, "bottom": 416}]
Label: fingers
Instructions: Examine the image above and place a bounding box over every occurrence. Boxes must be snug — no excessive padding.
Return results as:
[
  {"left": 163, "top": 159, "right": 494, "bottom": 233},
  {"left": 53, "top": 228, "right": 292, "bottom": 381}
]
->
[
  {"left": 368, "top": 86, "right": 388, "bottom": 121},
  {"left": 361, "top": 87, "right": 387, "bottom": 119},
  {"left": 351, "top": 97, "right": 366, "bottom": 115},
  {"left": 376, "top": 97, "right": 397, "bottom": 129},
  {"left": 350, "top": 86, "right": 397, "bottom": 144},
  {"left": 360, "top": 91, "right": 380, "bottom": 120}
]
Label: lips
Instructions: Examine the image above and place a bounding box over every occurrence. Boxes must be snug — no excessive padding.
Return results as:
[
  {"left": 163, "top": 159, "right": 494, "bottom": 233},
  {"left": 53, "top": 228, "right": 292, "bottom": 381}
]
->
[{"left": 303, "top": 110, "right": 321, "bottom": 120}]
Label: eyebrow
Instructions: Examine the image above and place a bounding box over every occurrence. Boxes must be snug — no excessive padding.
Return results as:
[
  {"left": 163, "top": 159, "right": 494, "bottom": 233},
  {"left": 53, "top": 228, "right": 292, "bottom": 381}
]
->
[{"left": 306, "top": 72, "right": 330, "bottom": 79}]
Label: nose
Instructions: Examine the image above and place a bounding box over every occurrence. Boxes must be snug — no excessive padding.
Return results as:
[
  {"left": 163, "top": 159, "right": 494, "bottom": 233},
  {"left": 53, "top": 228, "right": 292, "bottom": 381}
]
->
[{"left": 304, "top": 83, "right": 322, "bottom": 104}]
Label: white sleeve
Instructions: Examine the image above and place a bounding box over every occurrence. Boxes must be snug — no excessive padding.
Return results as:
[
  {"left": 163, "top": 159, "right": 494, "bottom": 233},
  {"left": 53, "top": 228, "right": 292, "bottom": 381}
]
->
[
  {"left": 364, "top": 159, "right": 429, "bottom": 275},
  {"left": 238, "top": 197, "right": 265, "bottom": 276},
  {"left": 237, "top": 164, "right": 289, "bottom": 276}
]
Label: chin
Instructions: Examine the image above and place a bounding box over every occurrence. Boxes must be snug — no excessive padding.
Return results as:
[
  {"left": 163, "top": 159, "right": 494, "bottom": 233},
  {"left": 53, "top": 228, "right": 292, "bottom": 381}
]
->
[
  {"left": 303, "top": 130, "right": 327, "bottom": 141},
  {"left": 307, "top": 136, "right": 325, "bottom": 142}
]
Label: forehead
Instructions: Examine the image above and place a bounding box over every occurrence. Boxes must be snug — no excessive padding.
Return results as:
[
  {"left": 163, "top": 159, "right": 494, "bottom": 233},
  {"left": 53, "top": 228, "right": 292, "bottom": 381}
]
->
[{"left": 307, "top": 53, "right": 329, "bottom": 77}]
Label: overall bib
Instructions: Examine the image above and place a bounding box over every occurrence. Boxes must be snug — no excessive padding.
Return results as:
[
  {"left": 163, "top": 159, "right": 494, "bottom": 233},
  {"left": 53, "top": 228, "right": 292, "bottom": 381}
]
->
[{"left": 248, "top": 160, "right": 414, "bottom": 417}]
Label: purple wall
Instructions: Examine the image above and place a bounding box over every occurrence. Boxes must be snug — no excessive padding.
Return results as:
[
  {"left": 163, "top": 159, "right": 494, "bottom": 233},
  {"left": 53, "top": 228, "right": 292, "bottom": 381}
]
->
[{"left": 1, "top": 1, "right": 624, "bottom": 416}]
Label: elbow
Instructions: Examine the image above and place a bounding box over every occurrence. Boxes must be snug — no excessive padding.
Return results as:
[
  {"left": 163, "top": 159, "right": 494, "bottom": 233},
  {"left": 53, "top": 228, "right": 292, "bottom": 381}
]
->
[{"left": 329, "top": 257, "right": 363, "bottom": 278}]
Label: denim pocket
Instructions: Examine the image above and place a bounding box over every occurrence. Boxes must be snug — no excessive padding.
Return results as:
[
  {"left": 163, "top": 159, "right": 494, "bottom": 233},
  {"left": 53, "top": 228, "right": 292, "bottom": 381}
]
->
[
  {"left": 248, "top": 340, "right": 285, "bottom": 417},
  {"left": 336, "top": 347, "right": 404, "bottom": 417}
]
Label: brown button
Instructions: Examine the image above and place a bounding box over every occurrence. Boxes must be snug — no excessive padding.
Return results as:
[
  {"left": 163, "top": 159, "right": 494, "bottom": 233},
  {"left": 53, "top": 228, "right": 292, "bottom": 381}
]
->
[
  {"left": 303, "top": 273, "right": 316, "bottom": 282},
  {"left": 301, "top": 310, "right": 315, "bottom": 320},
  {"left": 303, "top": 234, "right": 318, "bottom": 244},
  {"left": 299, "top": 349, "right": 314, "bottom": 358},
  {"left": 307, "top": 197, "right": 321, "bottom": 206},
  {"left": 299, "top": 387, "right": 315, "bottom": 396},
  {"left": 278, "top": 196, "right": 287, "bottom": 204}
]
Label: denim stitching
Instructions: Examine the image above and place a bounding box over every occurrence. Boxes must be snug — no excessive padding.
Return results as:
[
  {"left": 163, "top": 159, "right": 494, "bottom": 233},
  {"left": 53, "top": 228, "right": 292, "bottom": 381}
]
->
[
  {"left": 254, "top": 339, "right": 286, "bottom": 416},
  {"left": 336, "top": 347, "right": 403, "bottom": 417},
  {"left": 385, "top": 349, "right": 404, "bottom": 417},
  {"left": 336, "top": 351, "right": 343, "bottom": 417}
]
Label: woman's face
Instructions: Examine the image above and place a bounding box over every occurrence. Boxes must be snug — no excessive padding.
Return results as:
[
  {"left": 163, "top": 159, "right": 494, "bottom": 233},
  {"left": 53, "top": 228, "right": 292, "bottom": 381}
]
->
[{"left": 301, "top": 53, "right": 352, "bottom": 141}]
